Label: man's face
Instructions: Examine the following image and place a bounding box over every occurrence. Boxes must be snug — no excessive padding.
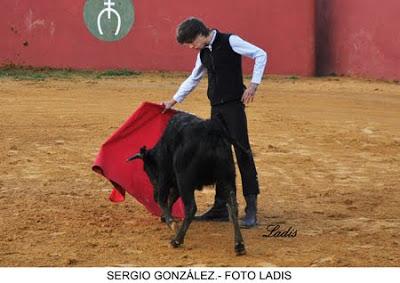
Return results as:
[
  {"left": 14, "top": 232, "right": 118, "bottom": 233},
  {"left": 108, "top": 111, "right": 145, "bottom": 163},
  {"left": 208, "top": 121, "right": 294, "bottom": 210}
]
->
[{"left": 184, "top": 34, "right": 209, "bottom": 50}]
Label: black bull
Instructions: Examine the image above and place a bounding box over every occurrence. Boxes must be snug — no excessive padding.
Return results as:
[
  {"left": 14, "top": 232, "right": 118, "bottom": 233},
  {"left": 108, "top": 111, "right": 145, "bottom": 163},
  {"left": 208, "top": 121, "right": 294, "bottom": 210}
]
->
[{"left": 128, "top": 112, "right": 246, "bottom": 255}]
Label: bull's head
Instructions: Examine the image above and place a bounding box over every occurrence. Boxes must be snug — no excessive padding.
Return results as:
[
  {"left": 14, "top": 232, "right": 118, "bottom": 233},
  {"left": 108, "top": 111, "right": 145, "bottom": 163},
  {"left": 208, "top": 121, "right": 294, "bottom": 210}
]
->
[{"left": 127, "top": 146, "right": 160, "bottom": 202}]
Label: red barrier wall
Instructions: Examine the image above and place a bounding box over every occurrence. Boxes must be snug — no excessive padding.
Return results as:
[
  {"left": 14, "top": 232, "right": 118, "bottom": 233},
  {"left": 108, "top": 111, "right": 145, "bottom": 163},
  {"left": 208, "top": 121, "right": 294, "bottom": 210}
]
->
[
  {"left": 316, "top": 0, "right": 400, "bottom": 80},
  {"left": 0, "top": 0, "right": 316, "bottom": 76}
]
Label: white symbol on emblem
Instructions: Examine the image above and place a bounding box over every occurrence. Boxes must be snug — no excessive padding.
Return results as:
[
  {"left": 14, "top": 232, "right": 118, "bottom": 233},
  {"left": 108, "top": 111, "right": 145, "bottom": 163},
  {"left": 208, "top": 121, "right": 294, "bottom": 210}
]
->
[{"left": 97, "top": 0, "right": 121, "bottom": 36}]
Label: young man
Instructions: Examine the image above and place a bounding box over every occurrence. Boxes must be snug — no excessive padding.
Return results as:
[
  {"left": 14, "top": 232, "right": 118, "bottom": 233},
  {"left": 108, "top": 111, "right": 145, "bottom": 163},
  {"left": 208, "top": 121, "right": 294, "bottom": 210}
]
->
[{"left": 162, "top": 17, "right": 267, "bottom": 228}]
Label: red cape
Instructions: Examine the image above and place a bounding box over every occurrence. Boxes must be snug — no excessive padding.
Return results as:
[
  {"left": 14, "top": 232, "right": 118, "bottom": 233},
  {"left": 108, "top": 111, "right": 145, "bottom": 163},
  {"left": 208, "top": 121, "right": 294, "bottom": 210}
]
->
[{"left": 92, "top": 102, "right": 185, "bottom": 219}]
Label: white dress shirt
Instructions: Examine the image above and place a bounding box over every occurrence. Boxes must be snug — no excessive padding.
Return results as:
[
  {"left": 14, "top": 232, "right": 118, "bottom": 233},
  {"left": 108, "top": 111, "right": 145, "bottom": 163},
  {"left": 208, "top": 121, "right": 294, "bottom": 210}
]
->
[{"left": 173, "top": 30, "right": 267, "bottom": 103}]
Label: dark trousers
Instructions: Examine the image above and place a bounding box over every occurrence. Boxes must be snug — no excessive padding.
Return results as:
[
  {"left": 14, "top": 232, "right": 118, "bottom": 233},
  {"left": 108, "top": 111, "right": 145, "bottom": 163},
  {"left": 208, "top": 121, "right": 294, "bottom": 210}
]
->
[{"left": 211, "top": 101, "right": 260, "bottom": 198}]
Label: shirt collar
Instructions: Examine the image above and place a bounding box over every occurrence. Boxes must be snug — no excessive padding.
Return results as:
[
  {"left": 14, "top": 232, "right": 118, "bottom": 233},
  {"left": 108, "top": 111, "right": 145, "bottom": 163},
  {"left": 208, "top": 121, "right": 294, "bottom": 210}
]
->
[{"left": 205, "top": 30, "right": 217, "bottom": 51}]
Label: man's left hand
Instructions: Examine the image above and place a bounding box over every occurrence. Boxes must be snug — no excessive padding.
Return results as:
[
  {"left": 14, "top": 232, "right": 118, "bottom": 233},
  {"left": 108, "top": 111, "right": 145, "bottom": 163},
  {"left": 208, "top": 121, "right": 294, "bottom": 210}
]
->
[{"left": 241, "top": 83, "right": 258, "bottom": 105}]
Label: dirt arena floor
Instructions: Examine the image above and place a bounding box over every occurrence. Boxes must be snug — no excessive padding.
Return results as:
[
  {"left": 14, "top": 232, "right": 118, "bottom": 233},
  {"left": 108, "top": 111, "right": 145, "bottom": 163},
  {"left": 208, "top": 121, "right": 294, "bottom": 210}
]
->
[{"left": 0, "top": 73, "right": 399, "bottom": 267}]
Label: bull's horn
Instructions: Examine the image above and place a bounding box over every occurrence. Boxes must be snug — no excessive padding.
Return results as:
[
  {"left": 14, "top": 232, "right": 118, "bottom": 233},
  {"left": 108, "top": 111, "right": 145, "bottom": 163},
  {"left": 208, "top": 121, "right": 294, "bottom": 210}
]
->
[{"left": 127, "top": 153, "right": 143, "bottom": 162}]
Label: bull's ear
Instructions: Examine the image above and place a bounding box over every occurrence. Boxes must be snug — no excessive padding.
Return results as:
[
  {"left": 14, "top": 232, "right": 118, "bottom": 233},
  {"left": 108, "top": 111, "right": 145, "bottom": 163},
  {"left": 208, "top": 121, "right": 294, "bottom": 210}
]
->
[{"left": 140, "top": 146, "right": 147, "bottom": 156}]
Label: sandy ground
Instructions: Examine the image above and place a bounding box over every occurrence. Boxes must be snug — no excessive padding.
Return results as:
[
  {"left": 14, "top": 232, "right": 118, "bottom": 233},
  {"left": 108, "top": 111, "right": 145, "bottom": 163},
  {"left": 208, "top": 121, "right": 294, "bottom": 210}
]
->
[{"left": 0, "top": 73, "right": 399, "bottom": 267}]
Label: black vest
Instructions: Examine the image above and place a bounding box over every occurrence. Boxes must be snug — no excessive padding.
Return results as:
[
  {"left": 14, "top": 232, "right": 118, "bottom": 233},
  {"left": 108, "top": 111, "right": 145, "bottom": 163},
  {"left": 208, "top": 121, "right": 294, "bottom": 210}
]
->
[{"left": 200, "top": 31, "right": 245, "bottom": 106}]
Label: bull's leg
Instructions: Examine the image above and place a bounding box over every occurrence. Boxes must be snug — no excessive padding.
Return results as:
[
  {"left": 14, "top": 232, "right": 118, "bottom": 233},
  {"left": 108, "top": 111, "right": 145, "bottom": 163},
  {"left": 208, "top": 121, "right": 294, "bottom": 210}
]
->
[
  {"left": 166, "top": 188, "right": 180, "bottom": 232},
  {"left": 157, "top": 187, "right": 174, "bottom": 227},
  {"left": 167, "top": 188, "right": 179, "bottom": 213},
  {"left": 226, "top": 189, "right": 246, "bottom": 256},
  {"left": 170, "top": 190, "right": 197, "bottom": 248}
]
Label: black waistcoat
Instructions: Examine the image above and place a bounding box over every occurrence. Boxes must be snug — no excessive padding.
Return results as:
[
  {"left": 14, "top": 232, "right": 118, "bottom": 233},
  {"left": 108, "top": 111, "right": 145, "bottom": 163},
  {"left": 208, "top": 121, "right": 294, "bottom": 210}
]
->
[{"left": 200, "top": 31, "right": 245, "bottom": 106}]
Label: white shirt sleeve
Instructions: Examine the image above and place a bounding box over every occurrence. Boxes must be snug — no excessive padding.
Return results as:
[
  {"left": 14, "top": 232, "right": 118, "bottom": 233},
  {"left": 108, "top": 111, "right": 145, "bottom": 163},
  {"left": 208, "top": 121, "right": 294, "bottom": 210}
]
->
[
  {"left": 229, "top": 35, "right": 267, "bottom": 85},
  {"left": 173, "top": 53, "right": 206, "bottom": 103}
]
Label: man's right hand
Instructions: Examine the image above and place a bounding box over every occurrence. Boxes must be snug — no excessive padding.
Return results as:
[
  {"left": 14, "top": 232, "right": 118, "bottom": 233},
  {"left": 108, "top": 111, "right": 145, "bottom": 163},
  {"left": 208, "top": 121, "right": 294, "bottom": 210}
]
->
[{"left": 161, "top": 99, "right": 177, "bottom": 113}]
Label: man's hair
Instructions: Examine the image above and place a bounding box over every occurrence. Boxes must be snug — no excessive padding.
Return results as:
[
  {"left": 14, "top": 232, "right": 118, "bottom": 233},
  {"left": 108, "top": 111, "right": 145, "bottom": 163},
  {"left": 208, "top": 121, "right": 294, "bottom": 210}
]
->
[{"left": 176, "top": 17, "right": 210, "bottom": 44}]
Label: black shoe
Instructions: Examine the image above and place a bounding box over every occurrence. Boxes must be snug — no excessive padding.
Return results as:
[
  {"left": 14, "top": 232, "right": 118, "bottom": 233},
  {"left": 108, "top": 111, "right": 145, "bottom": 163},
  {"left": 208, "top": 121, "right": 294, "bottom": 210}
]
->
[
  {"left": 194, "top": 198, "right": 229, "bottom": 221},
  {"left": 240, "top": 194, "right": 258, "bottom": 228}
]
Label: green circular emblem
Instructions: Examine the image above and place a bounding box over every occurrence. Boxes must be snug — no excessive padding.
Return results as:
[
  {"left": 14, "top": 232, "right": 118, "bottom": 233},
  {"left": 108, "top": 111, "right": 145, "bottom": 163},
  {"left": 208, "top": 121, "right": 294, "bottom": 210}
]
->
[{"left": 83, "top": 0, "right": 135, "bottom": 41}]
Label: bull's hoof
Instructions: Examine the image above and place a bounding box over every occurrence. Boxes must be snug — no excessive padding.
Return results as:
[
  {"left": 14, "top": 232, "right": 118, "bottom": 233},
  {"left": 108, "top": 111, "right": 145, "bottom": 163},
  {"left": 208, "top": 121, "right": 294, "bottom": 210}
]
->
[
  {"left": 235, "top": 242, "right": 246, "bottom": 256},
  {"left": 170, "top": 239, "right": 181, "bottom": 248}
]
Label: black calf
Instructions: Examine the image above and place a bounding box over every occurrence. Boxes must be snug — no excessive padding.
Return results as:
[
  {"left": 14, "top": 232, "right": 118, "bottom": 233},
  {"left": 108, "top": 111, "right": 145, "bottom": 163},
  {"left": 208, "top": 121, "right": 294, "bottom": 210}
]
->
[{"left": 128, "top": 112, "right": 245, "bottom": 255}]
